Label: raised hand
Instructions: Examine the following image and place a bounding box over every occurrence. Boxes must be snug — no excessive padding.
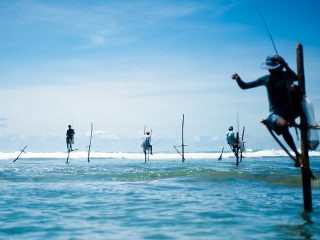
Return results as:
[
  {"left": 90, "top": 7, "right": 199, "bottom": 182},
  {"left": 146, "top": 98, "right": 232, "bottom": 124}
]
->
[{"left": 231, "top": 73, "right": 240, "bottom": 80}]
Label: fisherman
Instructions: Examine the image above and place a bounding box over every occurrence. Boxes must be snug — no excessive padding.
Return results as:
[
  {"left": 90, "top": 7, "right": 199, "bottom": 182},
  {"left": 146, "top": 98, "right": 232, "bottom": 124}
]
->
[
  {"left": 142, "top": 131, "right": 153, "bottom": 155},
  {"left": 66, "top": 125, "right": 75, "bottom": 151},
  {"left": 226, "top": 126, "right": 237, "bottom": 152},
  {"left": 232, "top": 55, "right": 302, "bottom": 167}
]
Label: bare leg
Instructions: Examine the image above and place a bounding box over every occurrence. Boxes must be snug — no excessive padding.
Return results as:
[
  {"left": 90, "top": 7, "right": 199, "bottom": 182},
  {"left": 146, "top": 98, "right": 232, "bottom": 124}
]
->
[
  {"left": 276, "top": 117, "right": 301, "bottom": 166},
  {"left": 67, "top": 141, "right": 73, "bottom": 151}
]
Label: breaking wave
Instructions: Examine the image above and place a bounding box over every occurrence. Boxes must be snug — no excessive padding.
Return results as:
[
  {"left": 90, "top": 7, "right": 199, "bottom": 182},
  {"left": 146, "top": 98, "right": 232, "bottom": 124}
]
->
[{"left": 0, "top": 149, "right": 320, "bottom": 160}]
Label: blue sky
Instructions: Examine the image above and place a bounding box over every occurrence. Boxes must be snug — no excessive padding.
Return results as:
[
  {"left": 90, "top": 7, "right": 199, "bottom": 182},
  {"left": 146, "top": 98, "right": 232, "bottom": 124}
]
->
[{"left": 0, "top": 0, "right": 320, "bottom": 152}]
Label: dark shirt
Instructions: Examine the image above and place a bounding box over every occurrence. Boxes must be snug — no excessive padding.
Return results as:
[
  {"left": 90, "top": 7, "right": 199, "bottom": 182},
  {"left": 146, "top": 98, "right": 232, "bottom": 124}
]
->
[
  {"left": 66, "top": 129, "right": 75, "bottom": 139},
  {"left": 235, "top": 68, "right": 298, "bottom": 121}
]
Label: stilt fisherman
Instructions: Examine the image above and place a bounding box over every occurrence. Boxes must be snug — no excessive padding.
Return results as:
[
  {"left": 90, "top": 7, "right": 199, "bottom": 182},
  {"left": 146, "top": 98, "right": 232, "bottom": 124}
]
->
[
  {"left": 232, "top": 55, "right": 302, "bottom": 167},
  {"left": 226, "top": 126, "right": 237, "bottom": 153},
  {"left": 66, "top": 125, "right": 75, "bottom": 152},
  {"left": 142, "top": 131, "right": 153, "bottom": 155}
]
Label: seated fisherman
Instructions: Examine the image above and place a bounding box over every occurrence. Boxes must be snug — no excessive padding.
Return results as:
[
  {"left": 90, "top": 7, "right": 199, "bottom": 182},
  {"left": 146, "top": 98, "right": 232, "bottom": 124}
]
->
[
  {"left": 226, "top": 126, "right": 237, "bottom": 152},
  {"left": 231, "top": 55, "right": 301, "bottom": 167},
  {"left": 142, "top": 131, "right": 153, "bottom": 155}
]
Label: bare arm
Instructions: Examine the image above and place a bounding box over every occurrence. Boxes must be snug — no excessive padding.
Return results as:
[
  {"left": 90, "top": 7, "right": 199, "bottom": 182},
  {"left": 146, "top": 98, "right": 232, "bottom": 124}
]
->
[{"left": 232, "top": 73, "right": 267, "bottom": 89}]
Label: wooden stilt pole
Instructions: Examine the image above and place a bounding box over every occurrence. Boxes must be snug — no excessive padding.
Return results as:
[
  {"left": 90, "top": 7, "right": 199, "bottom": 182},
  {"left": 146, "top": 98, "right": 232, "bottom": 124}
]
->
[
  {"left": 218, "top": 147, "right": 224, "bottom": 160},
  {"left": 13, "top": 145, "right": 27, "bottom": 163},
  {"left": 173, "top": 114, "right": 186, "bottom": 162},
  {"left": 296, "top": 43, "right": 312, "bottom": 212},
  {"left": 144, "top": 150, "right": 147, "bottom": 164},
  {"left": 149, "top": 130, "right": 152, "bottom": 162},
  {"left": 182, "top": 114, "right": 185, "bottom": 163},
  {"left": 235, "top": 132, "right": 239, "bottom": 165},
  {"left": 87, "top": 123, "right": 93, "bottom": 163},
  {"left": 240, "top": 126, "right": 245, "bottom": 162},
  {"left": 66, "top": 150, "right": 70, "bottom": 163}
]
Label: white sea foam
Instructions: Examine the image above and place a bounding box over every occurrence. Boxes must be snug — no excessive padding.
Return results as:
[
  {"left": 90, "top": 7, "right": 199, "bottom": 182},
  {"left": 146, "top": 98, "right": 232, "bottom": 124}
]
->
[{"left": 1, "top": 150, "right": 320, "bottom": 160}]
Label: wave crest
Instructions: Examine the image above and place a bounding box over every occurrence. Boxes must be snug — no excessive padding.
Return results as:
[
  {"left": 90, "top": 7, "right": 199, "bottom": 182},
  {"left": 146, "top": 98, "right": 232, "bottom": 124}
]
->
[{"left": 1, "top": 149, "right": 320, "bottom": 160}]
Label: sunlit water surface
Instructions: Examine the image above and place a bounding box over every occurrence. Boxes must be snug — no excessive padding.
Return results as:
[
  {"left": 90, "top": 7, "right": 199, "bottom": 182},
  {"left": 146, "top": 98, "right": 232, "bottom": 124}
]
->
[{"left": 1, "top": 156, "right": 320, "bottom": 239}]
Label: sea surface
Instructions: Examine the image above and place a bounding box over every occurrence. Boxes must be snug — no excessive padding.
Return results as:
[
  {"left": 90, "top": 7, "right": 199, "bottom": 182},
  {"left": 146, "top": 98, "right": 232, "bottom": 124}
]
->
[{"left": 1, "top": 152, "right": 320, "bottom": 240}]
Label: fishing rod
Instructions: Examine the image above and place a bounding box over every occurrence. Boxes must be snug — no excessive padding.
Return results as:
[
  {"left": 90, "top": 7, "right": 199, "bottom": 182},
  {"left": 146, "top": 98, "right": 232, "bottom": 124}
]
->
[
  {"left": 250, "top": 0, "right": 279, "bottom": 55},
  {"left": 236, "top": 104, "right": 239, "bottom": 134}
]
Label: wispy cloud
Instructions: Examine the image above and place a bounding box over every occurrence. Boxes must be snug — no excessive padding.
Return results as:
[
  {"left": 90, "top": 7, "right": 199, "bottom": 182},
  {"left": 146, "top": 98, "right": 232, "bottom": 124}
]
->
[{"left": 0, "top": 0, "right": 236, "bottom": 49}]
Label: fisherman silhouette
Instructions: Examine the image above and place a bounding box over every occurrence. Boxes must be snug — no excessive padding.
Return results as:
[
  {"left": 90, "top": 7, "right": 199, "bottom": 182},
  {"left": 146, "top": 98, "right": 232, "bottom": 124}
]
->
[
  {"left": 232, "top": 55, "right": 302, "bottom": 167},
  {"left": 226, "top": 126, "right": 237, "bottom": 153},
  {"left": 66, "top": 125, "right": 75, "bottom": 152},
  {"left": 142, "top": 131, "right": 153, "bottom": 155}
]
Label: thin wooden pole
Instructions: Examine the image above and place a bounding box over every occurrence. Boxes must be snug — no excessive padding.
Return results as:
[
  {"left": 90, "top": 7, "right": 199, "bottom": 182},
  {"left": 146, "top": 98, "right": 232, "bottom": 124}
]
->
[
  {"left": 263, "top": 123, "right": 296, "bottom": 162},
  {"left": 235, "top": 132, "right": 239, "bottom": 165},
  {"left": 13, "top": 145, "right": 27, "bottom": 163},
  {"left": 87, "top": 123, "right": 93, "bottom": 163},
  {"left": 296, "top": 43, "right": 312, "bottom": 212},
  {"left": 240, "top": 126, "right": 245, "bottom": 162},
  {"left": 173, "top": 114, "right": 186, "bottom": 162},
  {"left": 149, "top": 130, "right": 152, "bottom": 161},
  {"left": 241, "top": 126, "right": 245, "bottom": 142},
  {"left": 218, "top": 147, "right": 224, "bottom": 160},
  {"left": 66, "top": 150, "right": 70, "bottom": 163},
  {"left": 144, "top": 150, "right": 147, "bottom": 164},
  {"left": 182, "top": 114, "right": 185, "bottom": 163}
]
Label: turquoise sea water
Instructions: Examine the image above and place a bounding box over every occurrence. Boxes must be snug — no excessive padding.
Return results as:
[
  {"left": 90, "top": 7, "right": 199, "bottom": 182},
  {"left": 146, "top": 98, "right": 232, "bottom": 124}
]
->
[{"left": 1, "top": 156, "right": 320, "bottom": 240}]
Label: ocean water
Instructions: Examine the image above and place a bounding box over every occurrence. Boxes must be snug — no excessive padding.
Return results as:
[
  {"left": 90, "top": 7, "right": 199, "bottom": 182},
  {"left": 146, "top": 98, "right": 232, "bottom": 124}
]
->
[{"left": 1, "top": 152, "right": 320, "bottom": 240}]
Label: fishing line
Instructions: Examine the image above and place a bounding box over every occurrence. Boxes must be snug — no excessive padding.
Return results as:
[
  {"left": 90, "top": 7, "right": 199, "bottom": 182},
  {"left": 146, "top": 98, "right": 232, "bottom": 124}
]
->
[
  {"left": 236, "top": 103, "right": 239, "bottom": 134},
  {"left": 250, "top": 0, "right": 279, "bottom": 55}
]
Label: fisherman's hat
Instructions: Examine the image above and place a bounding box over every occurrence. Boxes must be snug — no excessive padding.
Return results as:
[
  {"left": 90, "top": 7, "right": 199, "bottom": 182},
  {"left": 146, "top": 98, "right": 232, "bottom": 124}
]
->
[{"left": 261, "top": 55, "right": 281, "bottom": 70}]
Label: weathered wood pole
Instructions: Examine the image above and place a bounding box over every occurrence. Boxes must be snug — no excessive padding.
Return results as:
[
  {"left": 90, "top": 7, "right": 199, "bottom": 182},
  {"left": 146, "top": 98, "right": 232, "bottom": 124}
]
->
[
  {"left": 144, "top": 150, "right": 147, "bottom": 164},
  {"left": 235, "top": 132, "right": 239, "bottom": 165},
  {"left": 66, "top": 150, "right": 70, "bottom": 163},
  {"left": 182, "top": 114, "right": 185, "bottom": 163},
  {"left": 296, "top": 43, "right": 312, "bottom": 212},
  {"left": 87, "top": 123, "right": 93, "bottom": 163},
  {"left": 240, "top": 126, "right": 245, "bottom": 162},
  {"left": 218, "top": 147, "right": 224, "bottom": 160},
  {"left": 13, "top": 145, "right": 27, "bottom": 163}
]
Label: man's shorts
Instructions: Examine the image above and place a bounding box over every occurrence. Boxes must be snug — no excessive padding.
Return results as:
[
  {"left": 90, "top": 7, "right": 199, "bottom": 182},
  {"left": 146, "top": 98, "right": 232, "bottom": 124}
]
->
[
  {"left": 265, "top": 112, "right": 282, "bottom": 135},
  {"left": 66, "top": 137, "right": 74, "bottom": 144}
]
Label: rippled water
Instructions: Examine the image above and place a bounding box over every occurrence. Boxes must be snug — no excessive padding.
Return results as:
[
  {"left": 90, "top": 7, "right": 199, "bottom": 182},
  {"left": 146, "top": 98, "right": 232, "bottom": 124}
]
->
[{"left": 1, "top": 157, "right": 320, "bottom": 239}]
